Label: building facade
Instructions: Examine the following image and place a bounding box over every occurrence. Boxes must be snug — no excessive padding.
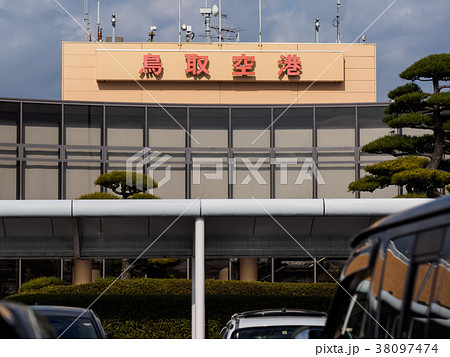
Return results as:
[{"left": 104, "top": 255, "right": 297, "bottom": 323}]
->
[{"left": 0, "top": 41, "right": 400, "bottom": 293}]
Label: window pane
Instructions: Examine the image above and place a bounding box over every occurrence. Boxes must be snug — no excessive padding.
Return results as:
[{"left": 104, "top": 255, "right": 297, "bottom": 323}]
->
[
  {"left": 317, "top": 164, "right": 355, "bottom": 198},
  {"left": 274, "top": 107, "right": 313, "bottom": 147},
  {"left": 316, "top": 107, "right": 355, "bottom": 147},
  {"left": 191, "top": 154, "right": 228, "bottom": 198},
  {"left": 0, "top": 101, "right": 19, "bottom": 143},
  {"left": 274, "top": 153, "right": 313, "bottom": 198},
  {"left": 106, "top": 106, "right": 144, "bottom": 146},
  {"left": 25, "top": 162, "right": 59, "bottom": 199},
  {"left": 377, "top": 236, "right": 415, "bottom": 338},
  {"left": 23, "top": 103, "right": 61, "bottom": 145},
  {"left": 65, "top": 164, "right": 101, "bottom": 199},
  {"left": 148, "top": 107, "right": 187, "bottom": 147},
  {"left": 190, "top": 108, "right": 228, "bottom": 148},
  {"left": 65, "top": 105, "right": 102, "bottom": 146},
  {"left": 232, "top": 108, "right": 270, "bottom": 147},
  {"left": 0, "top": 160, "right": 17, "bottom": 199},
  {"left": 232, "top": 153, "right": 270, "bottom": 198}
]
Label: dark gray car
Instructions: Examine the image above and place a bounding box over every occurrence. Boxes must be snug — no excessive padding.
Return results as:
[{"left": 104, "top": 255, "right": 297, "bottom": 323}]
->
[{"left": 31, "top": 306, "right": 106, "bottom": 339}]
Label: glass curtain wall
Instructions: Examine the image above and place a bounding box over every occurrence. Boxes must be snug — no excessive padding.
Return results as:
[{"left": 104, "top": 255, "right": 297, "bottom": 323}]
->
[{"left": 0, "top": 99, "right": 395, "bottom": 200}]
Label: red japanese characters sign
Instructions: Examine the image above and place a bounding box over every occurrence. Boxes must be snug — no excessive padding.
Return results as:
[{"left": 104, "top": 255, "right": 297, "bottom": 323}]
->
[
  {"left": 139, "top": 53, "right": 163, "bottom": 76},
  {"left": 232, "top": 54, "right": 256, "bottom": 76},
  {"left": 278, "top": 54, "right": 302, "bottom": 76},
  {"left": 185, "top": 54, "right": 210, "bottom": 76}
]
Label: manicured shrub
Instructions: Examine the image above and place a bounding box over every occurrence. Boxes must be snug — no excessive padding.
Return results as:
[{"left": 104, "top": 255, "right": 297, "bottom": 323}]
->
[
  {"left": 19, "top": 276, "right": 66, "bottom": 293},
  {"left": 7, "top": 278, "right": 336, "bottom": 338}
]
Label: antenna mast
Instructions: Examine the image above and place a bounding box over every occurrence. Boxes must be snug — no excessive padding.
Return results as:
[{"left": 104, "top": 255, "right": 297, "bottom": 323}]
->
[
  {"left": 332, "top": 0, "right": 341, "bottom": 43},
  {"left": 97, "top": 1, "right": 103, "bottom": 42},
  {"left": 84, "top": 0, "right": 91, "bottom": 41}
]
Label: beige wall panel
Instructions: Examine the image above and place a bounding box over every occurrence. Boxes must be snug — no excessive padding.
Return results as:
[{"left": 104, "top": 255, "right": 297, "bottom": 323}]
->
[
  {"left": 63, "top": 43, "right": 97, "bottom": 55},
  {"left": 344, "top": 81, "right": 376, "bottom": 93},
  {"left": 62, "top": 42, "right": 376, "bottom": 104},
  {"left": 345, "top": 68, "right": 375, "bottom": 81},
  {"left": 344, "top": 45, "right": 376, "bottom": 57},
  {"left": 64, "top": 79, "right": 99, "bottom": 92},
  {"left": 63, "top": 55, "right": 96, "bottom": 67},
  {"left": 63, "top": 91, "right": 103, "bottom": 101},
  {"left": 0, "top": 125, "right": 16, "bottom": 143},
  {"left": 297, "top": 92, "right": 376, "bottom": 104},
  {"left": 63, "top": 67, "right": 97, "bottom": 80},
  {"left": 0, "top": 163, "right": 16, "bottom": 200},
  {"left": 345, "top": 56, "right": 375, "bottom": 68}
]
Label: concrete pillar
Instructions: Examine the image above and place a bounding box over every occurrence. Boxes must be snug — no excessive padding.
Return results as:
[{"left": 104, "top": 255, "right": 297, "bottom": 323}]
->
[
  {"left": 92, "top": 269, "right": 101, "bottom": 282},
  {"left": 219, "top": 267, "right": 229, "bottom": 280},
  {"left": 72, "top": 259, "right": 92, "bottom": 284},
  {"left": 239, "top": 258, "right": 258, "bottom": 281}
]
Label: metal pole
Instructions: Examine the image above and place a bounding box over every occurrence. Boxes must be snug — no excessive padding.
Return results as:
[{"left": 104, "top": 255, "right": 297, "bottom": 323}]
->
[
  {"left": 313, "top": 258, "right": 317, "bottom": 283},
  {"left": 228, "top": 259, "right": 232, "bottom": 281},
  {"left": 102, "top": 259, "right": 106, "bottom": 278},
  {"left": 187, "top": 258, "right": 190, "bottom": 279},
  {"left": 205, "top": 14, "right": 211, "bottom": 42},
  {"left": 18, "top": 259, "right": 22, "bottom": 288},
  {"left": 271, "top": 258, "right": 275, "bottom": 283},
  {"left": 336, "top": 0, "right": 341, "bottom": 43},
  {"left": 60, "top": 259, "right": 64, "bottom": 280},
  {"left": 219, "top": 0, "right": 222, "bottom": 44},
  {"left": 258, "top": 0, "right": 262, "bottom": 45},
  {"left": 178, "top": 0, "right": 181, "bottom": 46},
  {"left": 194, "top": 218, "right": 205, "bottom": 339}
]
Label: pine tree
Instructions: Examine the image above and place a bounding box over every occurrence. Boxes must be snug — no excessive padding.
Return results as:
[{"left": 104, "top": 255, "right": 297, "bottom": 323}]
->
[{"left": 349, "top": 53, "right": 450, "bottom": 198}]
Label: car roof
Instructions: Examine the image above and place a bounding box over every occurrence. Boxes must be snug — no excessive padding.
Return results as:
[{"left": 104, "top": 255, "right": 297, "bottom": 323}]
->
[
  {"left": 233, "top": 308, "right": 327, "bottom": 319},
  {"left": 31, "top": 305, "right": 93, "bottom": 318},
  {"left": 237, "top": 315, "right": 327, "bottom": 328},
  {"left": 351, "top": 195, "right": 450, "bottom": 248}
]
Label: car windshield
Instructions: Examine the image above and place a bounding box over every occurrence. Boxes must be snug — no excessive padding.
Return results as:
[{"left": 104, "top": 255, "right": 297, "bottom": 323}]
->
[
  {"left": 45, "top": 316, "right": 98, "bottom": 339},
  {"left": 231, "top": 326, "right": 300, "bottom": 339}
]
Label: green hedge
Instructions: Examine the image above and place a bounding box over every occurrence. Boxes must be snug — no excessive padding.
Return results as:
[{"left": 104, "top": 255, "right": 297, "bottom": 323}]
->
[
  {"left": 19, "top": 276, "right": 66, "bottom": 293},
  {"left": 7, "top": 278, "right": 335, "bottom": 338}
]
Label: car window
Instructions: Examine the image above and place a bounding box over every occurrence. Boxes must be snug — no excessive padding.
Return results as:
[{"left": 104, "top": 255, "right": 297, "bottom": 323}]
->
[
  {"left": 46, "top": 316, "right": 99, "bottom": 339},
  {"left": 377, "top": 235, "right": 414, "bottom": 338},
  {"left": 231, "top": 326, "right": 300, "bottom": 339}
]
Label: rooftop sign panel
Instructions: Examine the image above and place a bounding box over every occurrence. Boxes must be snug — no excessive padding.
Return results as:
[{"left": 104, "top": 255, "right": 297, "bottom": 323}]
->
[{"left": 96, "top": 48, "right": 344, "bottom": 82}]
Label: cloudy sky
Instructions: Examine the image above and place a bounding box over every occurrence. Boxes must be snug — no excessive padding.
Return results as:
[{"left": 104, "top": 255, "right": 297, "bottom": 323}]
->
[{"left": 0, "top": 0, "right": 449, "bottom": 102}]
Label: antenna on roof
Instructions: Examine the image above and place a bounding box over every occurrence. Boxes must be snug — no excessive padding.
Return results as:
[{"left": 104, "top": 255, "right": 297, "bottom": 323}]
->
[
  {"left": 97, "top": 1, "right": 103, "bottom": 42},
  {"left": 332, "top": 0, "right": 341, "bottom": 43},
  {"left": 84, "top": 0, "right": 91, "bottom": 41}
]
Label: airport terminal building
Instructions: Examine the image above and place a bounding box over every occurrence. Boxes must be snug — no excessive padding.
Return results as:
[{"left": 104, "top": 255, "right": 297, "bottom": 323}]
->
[{"left": 0, "top": 41, "right": 405, "bottom": 294}]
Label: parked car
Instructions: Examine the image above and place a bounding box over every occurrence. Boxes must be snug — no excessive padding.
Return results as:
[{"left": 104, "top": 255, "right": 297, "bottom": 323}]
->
[
  {"left": 220, "top": 308, "right": 327, "bottom": 339},
  {"left": 324, "top": 195, "right": 450, "bottom": 338},
  {"left": 31, "top": 306, "right": 106, "bottom": 339},
  {"left": 0, "top": 301, "right": 55, "bottom": 338}
]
